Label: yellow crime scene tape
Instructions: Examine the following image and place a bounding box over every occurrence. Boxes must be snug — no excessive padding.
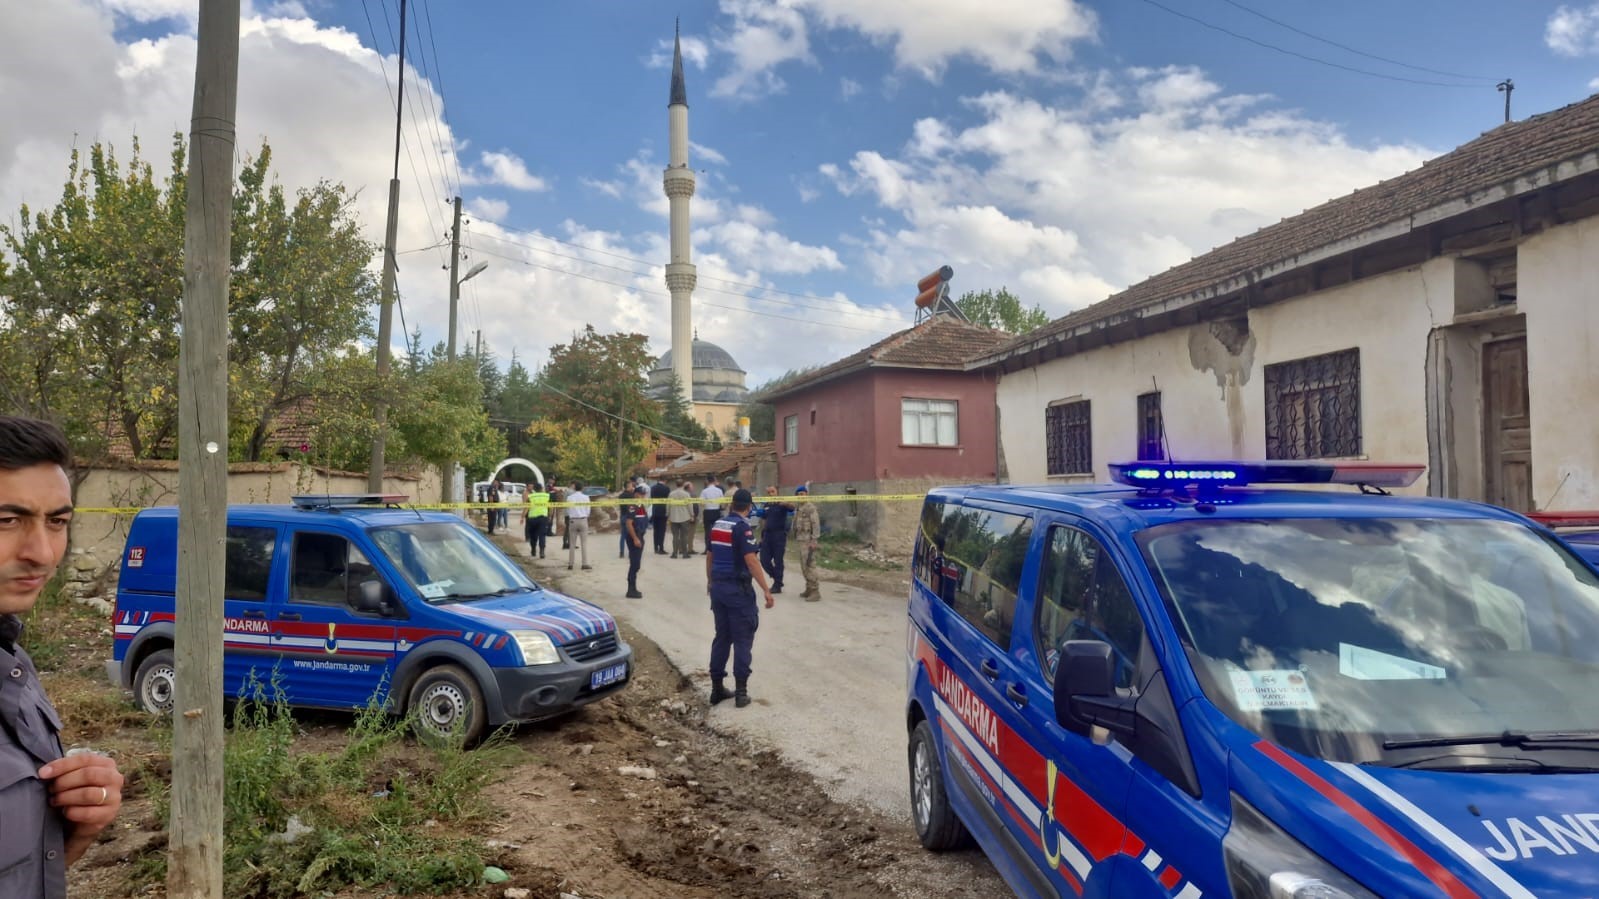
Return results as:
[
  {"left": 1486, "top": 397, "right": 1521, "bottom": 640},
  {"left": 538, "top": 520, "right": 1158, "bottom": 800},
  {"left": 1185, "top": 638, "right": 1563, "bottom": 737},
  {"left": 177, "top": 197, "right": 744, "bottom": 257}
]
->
[{"left": 72, "top": 492, "right": 934, "bottom": 517}]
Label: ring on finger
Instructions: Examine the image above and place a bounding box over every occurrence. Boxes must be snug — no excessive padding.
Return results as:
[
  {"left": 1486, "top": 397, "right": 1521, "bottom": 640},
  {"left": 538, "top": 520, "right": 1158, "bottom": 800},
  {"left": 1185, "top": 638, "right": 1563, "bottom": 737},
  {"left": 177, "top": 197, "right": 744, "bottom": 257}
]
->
[{"left": 96, "top": 786, "right": 108, "bottom": 806}]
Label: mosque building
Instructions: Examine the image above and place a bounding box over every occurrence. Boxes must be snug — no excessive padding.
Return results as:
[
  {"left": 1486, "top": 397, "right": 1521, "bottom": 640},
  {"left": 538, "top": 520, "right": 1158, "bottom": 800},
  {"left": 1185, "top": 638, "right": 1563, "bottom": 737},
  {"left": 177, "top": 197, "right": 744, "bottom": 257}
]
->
[{"left": 648, "top": 20, "right": 750, "bottom": 439}]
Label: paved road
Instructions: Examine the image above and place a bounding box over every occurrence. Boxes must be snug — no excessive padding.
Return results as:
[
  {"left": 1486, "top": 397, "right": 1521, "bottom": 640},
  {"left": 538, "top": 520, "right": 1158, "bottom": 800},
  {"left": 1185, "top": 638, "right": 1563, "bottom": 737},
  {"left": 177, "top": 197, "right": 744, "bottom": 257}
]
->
[{"left": 524, "top": 534, "right": 914, "bottom": 818}]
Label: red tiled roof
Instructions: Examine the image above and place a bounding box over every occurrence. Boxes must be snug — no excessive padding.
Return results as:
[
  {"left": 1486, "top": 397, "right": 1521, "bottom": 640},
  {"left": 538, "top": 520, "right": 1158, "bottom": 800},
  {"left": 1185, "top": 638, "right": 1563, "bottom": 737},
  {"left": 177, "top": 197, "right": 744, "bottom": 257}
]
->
[
  {"left": 763, "top": 313, "right": 1010, "bottom": 401},
  {"left": 669, "top": 441, "right": 776, "bottom": 478},
  {"left": 968, "top": 92, "right": 1599, "bottom": 368},
  {"left": 654, "top": 436, "right": 688, "bottom": 462}
]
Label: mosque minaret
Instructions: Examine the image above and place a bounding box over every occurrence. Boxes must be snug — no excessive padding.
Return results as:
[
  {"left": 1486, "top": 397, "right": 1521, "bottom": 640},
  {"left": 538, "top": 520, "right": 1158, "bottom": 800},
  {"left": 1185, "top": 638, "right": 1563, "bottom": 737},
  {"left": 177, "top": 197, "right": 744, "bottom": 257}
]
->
[{"left": 663, "top": 20, "right": 696, "bottom": 410}]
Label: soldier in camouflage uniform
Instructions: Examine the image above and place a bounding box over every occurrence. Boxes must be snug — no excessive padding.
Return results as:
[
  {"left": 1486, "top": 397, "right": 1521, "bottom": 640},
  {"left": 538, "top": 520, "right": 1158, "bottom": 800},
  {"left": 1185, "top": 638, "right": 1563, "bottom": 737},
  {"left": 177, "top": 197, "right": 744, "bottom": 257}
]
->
[{"left": 790, "top": 485, "right": 822, "bottom": 601}]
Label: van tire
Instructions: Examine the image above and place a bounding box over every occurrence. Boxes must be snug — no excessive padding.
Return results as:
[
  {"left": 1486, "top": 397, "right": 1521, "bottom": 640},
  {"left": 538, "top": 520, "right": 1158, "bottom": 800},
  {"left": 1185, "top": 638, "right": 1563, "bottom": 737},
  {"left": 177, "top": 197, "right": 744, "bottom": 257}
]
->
[
  {"left": 407, "top": 664, "right": 486, "bottom": 747},
  {"left": 133, "top": 649, "right": 177, "bottom": 716},
  {"left": 909, "top": 719, "right": 970, "bottom": 850}
]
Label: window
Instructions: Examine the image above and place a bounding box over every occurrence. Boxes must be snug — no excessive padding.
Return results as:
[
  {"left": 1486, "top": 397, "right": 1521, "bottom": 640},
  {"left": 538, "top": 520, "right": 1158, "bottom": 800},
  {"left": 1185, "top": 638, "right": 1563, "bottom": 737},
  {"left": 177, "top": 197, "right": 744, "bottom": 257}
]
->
[
  {"left": 224, "top": 526, "right": 276, "bottom": 601},
  {"left": 1036, "top": 526, "right": 1144, "bottom": 688},
  {"left": 1045, "top": 400, "right": 1092, "bottom": 476},
  {"left": 1137, "top": 392, "right": 1165, "bottom": 461},
  {"left": 1265, "top": 349, "right": 1361, "bottom": 460},
  {"left": 784, "top": 414, "right": 799, "bottom": 454},
  {"left": 916, "top": 502, "right": 1033, "bottom": 648},
  {"left": 290, "top": 532, "right": 374, "bottom": 606},
  {"left": 902, "top": 398, "right": 958, "bottom": 446}
]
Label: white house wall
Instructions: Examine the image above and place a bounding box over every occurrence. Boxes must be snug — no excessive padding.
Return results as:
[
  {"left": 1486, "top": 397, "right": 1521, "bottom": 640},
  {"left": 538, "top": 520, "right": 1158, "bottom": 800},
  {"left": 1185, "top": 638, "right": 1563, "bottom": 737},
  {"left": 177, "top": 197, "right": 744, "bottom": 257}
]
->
[
  {"left": 1519, "top": 216, "right": 1599, "bottom": 509},
  {"left": 996, "top": 258, "right": 1453, "bottom": 490}
]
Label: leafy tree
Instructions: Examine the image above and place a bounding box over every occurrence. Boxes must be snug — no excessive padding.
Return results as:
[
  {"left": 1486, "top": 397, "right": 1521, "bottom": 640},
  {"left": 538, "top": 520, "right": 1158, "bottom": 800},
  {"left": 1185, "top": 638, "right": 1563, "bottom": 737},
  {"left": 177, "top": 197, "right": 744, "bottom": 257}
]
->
[
  {"left": 525, "top": 420, "right": 611, "bottom": 487},
  {"left": 736, "top": 367, "right": 819, "bottom": 443},
  {"left": 499, "top": 352, "right": 537, "bottom": 426},
  {"left": 0, "top": 138, "right": 186, "bottom": 460},
  {"left": 657, "top": 374, "right": 715, "bottom": 452},
  {"left": 955, "top": 287, "right": 1049, "bottom": 334},
  {"left": 390, "top": 355, "right": 507, "bottom": 483},
  {"left": 536, "top": 326, "right": 659, "bottom": 485},
  {"left": 229, "top": 142, "right": 378, "bottom": 461}
]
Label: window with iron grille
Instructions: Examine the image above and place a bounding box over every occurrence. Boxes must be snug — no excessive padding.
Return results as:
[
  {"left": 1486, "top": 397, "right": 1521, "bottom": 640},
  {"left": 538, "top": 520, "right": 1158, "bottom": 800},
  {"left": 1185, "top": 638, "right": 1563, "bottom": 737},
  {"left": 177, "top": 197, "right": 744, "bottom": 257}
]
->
[
  {"left": 1136, "top": 392, "right": 1164, "bottom": 461},
  {"left": 1264, "top": 349, "right": 1361, "bottom": 460},
  {"left": 1045, "top": 400, "right": 1092, "bottom": 476}
]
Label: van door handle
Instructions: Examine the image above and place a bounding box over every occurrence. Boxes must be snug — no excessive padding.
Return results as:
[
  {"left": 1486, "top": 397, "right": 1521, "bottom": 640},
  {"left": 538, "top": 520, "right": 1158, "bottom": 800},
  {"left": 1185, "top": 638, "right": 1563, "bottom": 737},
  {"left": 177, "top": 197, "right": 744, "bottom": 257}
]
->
[
  {"left": 979, "top": 659, "right": 1000, "bottom": 681},
  {"left": 277, "top": 612, "right": 302, "bottom": 621},
  {"left": 1005, "top": 684, "right": 1028, "bottom": 707},
  {"left": 241, "top": 610, "right": 267, "bottom": 619}
]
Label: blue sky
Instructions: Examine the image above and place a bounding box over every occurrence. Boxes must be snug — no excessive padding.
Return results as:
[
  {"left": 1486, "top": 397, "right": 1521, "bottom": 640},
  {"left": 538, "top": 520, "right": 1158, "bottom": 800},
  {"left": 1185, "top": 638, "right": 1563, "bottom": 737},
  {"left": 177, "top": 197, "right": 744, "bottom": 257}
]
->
[{"left": 5, "top": 0, "right": 1599, "bottom": 387}]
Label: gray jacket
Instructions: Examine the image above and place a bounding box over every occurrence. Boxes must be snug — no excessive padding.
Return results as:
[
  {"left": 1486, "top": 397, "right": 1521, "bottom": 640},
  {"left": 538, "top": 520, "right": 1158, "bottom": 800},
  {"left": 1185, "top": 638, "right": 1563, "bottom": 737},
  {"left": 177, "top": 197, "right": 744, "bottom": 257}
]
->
[{"left": 0, "top": 614, "right": 68, "bottom": 899}]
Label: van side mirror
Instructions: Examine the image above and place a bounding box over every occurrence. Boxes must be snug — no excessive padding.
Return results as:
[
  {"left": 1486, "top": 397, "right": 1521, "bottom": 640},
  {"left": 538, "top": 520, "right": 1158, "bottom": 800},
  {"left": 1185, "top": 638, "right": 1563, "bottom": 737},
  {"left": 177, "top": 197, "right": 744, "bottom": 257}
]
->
[
  {"left": 1054, "top": 640, "right": 1137, "bottom": 738},
  {"left": 355, "top": 579, "right": 392, "bottom": 615}
]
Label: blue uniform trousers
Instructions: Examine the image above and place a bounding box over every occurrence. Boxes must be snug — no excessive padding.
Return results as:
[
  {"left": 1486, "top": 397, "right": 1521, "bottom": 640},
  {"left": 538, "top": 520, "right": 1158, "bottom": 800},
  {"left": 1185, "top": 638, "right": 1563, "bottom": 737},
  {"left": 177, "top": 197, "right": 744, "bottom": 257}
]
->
[
  {"left": 760, "top": 530, "right": 787, "bottom": 588},
  {"left": 709, "top": 578, "right": 759, "bottom": 681}
]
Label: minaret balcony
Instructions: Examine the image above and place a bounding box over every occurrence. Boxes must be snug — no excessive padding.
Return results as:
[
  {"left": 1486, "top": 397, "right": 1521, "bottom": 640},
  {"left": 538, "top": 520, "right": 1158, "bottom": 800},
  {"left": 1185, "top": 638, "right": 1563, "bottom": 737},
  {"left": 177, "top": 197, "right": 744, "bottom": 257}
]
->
[{"left": 662, "top": 167, "right": 697, "bottom": 198}]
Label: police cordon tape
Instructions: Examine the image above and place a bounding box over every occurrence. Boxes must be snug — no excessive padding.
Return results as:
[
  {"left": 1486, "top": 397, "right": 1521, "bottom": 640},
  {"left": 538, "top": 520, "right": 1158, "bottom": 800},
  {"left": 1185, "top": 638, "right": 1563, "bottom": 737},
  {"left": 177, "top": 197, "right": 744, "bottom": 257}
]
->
[{"left": 70, "top": 492, "right": 935, "bottom": 516}]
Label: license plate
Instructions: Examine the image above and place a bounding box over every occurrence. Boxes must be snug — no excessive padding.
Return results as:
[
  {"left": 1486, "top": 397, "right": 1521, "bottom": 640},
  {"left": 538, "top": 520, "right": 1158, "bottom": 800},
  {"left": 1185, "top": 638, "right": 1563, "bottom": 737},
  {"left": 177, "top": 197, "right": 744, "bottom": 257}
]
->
[{"left": 590, "top": 663, "right": 627, "bottom": 689}]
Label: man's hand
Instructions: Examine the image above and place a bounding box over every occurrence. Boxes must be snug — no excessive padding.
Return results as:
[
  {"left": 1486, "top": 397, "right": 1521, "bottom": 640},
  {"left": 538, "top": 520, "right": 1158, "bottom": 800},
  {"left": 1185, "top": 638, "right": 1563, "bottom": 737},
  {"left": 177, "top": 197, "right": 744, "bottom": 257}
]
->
[
  {"left": 39, "top": 752, "right": 124, "bottom": 865},
  {"left": 762, "top": 587, "right": 775, "bottom": 609}
]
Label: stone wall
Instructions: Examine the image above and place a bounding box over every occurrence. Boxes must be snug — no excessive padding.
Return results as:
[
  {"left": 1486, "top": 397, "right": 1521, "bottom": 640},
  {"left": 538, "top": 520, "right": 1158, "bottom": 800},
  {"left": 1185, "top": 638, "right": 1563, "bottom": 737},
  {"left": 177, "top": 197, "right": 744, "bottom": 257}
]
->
[{"left": 807, "top": 475, "right": 971, "bottom": 560}]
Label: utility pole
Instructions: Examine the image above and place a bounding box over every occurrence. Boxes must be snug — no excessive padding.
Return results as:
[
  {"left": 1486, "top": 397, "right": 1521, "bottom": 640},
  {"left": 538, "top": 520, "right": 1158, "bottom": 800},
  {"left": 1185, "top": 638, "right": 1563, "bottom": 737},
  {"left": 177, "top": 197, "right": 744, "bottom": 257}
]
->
[
  {"left": 368, "top": 0, "right": 408, "bottom": 492},
  {"left": 615, "top": 395, "right": 626, "bottom": 491},
  {"left": 442, "top": 195, "right": 462, "bottom": 509},
  {"left": 171, "top": 0, "right": 238, "bottom": 895},
  {"left": 1498, "top": 78, "right": 1514, "bottom": 124}
]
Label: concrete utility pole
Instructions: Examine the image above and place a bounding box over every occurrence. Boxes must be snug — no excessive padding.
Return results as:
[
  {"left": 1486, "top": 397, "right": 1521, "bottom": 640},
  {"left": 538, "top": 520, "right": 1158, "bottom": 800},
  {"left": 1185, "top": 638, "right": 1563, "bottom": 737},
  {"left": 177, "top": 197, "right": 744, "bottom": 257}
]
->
[
  {"left": 170, "top": 1, "right": 239, "bottom": 895},
  {"left": 443, "top": 195, "right": 462, "bottom": 508},
  {"left": 368, "top": 0, "right": 409, "bottom": 492},
  {"left": 1498, "top": 78, "right": 1514, "bottom": 124}
]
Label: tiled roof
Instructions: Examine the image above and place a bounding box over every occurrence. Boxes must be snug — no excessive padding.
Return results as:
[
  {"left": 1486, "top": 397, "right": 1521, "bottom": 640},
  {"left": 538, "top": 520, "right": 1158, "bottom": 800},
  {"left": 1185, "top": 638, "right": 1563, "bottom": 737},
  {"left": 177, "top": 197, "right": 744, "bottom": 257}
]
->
[
  {"left": 654, "top": 436, "right": 688, "bottom": 462},
  {"left": 763, "top": 313, "right": 1011, "bottom": 401},
  {"left": 669, "top": 441, "right": 776, "bottom": 478},
  {"left": 968, "top": 92, "right": 1599, "bottom": 368}
]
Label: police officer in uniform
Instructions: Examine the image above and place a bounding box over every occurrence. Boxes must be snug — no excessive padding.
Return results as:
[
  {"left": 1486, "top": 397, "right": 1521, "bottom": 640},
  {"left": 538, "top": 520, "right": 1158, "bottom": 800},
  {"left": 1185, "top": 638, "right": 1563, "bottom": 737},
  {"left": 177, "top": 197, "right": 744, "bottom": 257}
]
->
[
  {"left": 705, "top": 489, "right": 775, "bottom": 708},
  {"left": 0, "top": 417, "right": 123, "bottom": 897},
  {"left": 624, "top": 486, "right": 649, "bottom": 599},
  {"left": 757, "top": 486, "right": 793, "bottom": 594}
]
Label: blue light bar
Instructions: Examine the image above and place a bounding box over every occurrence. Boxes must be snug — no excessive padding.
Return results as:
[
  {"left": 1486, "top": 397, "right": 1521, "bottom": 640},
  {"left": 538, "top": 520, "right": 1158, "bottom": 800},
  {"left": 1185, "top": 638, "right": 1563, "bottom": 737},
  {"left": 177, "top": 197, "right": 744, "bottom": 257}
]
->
[{"left": 1109, "top": 461, "right": 1423, "bottom": 489}]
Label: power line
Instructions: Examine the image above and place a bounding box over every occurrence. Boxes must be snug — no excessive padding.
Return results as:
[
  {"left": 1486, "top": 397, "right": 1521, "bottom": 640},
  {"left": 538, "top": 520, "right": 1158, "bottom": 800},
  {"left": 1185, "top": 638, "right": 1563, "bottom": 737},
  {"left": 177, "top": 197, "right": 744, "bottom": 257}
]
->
[
  {"left": 467, "top": 245, "right": 894, "bottom": 334},
  {"left": 379, "top": 0, "right": 452, "bottom": 259},
  {"left": 1139, "top": 0, "right": 1488, "bottom": 88},
  {"left": 406, "top": 0, "right": 459, "bottom": 197},
  {"left": 1210, "top": 0, "right": 1498, "bottom": 82},
  {"left": 469, "top": 230, "right": 906, "bottom": 322},
  {"left": 533, "top": 379, "right": 731, "bottom": 448},
  {"left": 419, "top": 0, "right": 465, "bottom": 194}
]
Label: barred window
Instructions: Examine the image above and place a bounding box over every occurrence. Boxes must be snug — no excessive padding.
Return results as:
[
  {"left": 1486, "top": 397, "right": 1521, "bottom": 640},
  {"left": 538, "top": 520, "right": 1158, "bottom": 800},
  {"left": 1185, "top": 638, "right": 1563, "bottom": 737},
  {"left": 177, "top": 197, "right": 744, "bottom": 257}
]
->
[
  {"left": 1137, "top": 392, "right": 1165, "bottom": 461},
  {"left": 1045, "top": 400, "right": 1092, "bottom": 476},
  {"left": 1265, "top": 349, "right": 1361, "bottom": 460},
  {"left": 902, "top": 398, "right": 958, "bottom": 446}
]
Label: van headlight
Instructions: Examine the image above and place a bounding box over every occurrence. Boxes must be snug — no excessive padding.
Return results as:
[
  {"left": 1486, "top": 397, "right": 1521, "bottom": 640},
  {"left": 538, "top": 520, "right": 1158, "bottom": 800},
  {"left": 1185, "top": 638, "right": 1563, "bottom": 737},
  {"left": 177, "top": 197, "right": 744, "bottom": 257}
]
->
[
  {"left": 509, "top": 630, "right": 560, "bottom": 666},
  {"left": 1224, "top": 793, "right": 1376, "bottom": 899}
]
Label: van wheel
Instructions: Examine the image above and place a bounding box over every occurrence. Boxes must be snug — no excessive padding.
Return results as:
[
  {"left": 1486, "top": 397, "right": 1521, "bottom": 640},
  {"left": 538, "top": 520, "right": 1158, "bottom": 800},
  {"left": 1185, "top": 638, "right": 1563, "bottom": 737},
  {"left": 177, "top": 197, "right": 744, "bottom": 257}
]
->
[
  {"left": 408, "top": 665, "right": 486, "bottom": 747},
  {"left": 909, "top": 719, "right": 970, "bottom": 850},
  {"left": 133, "top": 649, "right": 177, "bottom": 716}
]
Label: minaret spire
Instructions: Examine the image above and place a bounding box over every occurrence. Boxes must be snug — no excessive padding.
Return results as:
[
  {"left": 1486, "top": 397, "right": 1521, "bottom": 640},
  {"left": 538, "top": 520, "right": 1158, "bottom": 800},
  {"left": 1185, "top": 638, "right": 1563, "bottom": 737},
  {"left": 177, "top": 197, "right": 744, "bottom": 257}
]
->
[{"left": 663, "top": 19, "right": 697, "bottom": 410}]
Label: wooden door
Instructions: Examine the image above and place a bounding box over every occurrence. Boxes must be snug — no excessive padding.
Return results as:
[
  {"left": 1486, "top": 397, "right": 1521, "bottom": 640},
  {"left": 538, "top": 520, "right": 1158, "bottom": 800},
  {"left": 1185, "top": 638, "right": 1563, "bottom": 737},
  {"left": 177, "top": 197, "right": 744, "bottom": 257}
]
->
[{"left": 1483, "top": 337, "right": 1532, "bottom": 511}]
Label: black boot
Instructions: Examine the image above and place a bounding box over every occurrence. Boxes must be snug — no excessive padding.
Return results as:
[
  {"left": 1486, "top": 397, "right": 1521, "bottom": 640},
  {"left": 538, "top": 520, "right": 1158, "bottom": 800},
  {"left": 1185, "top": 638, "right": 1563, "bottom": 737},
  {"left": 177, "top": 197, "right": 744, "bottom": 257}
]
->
[
  {"left": 709, "top": 680, "right": 731, "bottom": 705},
  {"left": 626, "top": 580, "right": 642, "bottom": 599},
  {"left": 734, "top": 678, "right": 751, "bottom": 708}
]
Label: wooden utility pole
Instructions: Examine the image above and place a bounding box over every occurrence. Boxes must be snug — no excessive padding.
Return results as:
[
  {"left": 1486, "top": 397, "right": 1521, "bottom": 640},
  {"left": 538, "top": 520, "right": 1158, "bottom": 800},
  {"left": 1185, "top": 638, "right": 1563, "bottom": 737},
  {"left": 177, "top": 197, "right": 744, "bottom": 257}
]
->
[
  {"left": 171, "top": 1, "right": 239, "bottom": 895},
  {"left": 368, "top": 0, "right": 409, "bottom": 492}
]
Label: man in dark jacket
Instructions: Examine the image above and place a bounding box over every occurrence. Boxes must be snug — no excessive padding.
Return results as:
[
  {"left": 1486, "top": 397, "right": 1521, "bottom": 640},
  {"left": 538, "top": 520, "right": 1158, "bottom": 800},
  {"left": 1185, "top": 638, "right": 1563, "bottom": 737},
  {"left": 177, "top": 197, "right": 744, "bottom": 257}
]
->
[{"left": 649, "top": 478, "right": 671, "bottom": 554}]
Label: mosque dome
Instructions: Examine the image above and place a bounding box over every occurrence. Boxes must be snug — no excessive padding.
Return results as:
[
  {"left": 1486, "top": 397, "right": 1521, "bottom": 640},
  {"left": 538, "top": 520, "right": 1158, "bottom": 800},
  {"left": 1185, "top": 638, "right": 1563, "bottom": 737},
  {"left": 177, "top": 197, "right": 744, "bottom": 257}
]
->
[{"left": 649, "top": 338, "right": 749, "bottom": 404}]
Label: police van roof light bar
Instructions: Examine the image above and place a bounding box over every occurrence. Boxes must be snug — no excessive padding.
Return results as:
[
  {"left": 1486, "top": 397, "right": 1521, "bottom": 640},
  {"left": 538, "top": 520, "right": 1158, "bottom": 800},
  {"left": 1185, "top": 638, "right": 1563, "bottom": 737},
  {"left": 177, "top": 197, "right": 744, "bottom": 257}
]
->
[
  {"left": 291, "top": 493, "right": 410, "bottom": 510},
  {"left": 1527, "top": 511, "right": 1599, "bottom": 529},
  {"left": 1108, "top": 461, "right": 1423, "bottom": 490}
]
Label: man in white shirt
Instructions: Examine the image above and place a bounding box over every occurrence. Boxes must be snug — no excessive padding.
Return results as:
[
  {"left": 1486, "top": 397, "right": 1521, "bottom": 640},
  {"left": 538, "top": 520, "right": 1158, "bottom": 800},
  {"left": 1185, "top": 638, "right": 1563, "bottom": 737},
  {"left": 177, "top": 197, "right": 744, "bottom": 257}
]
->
[
  {"left": 565, "top": 481, "right": 591, "bottom": 571},
  {"left": 699, "top": 475, "right": 725, "bottom": 556}
]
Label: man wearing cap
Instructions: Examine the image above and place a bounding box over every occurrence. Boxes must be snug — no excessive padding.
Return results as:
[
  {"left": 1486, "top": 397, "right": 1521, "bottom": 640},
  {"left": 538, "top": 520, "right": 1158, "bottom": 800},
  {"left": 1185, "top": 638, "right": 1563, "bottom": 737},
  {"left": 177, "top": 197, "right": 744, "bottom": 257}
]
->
[
  {"left": 622, "top": 486, "right": 649, "bottom": 599},
  {"left": 790, "top": 484, "right": 822, "bottom": 601},
  {"left": 705, "top": 488, "right": 775, "bottom": 708},
  {"left": 0, "top": 416, "right": 124, "bottom": 897}
]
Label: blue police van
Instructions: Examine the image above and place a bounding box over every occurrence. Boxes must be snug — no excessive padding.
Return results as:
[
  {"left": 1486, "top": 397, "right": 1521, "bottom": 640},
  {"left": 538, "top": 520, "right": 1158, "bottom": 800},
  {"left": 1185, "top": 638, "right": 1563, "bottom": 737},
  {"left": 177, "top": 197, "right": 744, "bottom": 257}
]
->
[
  {"left": 107, "top": 494, "right": 631, "bottom": 744},
  {"left": 907, "top": 461, "right": 1599, "bottom": 898}
]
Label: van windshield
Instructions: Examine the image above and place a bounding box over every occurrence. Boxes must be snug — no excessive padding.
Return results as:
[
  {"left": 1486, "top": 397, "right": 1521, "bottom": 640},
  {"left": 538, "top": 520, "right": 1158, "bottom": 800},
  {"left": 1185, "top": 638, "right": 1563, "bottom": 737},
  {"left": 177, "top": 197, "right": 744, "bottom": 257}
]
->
[
  {"left": 1138, "top": 517, "right": 1599, "bottom": 764},
  {"left": 370, "top": 521, "right": 534, "bottom": 602}
]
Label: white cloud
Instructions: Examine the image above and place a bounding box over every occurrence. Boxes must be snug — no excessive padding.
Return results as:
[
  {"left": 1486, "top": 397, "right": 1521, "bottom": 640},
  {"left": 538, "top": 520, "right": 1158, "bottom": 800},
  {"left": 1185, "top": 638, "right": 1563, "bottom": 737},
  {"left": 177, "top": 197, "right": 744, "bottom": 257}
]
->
[
  {"left": 462, "top": 150, "right": 547, "bottom": 192},
  {"left": 647, "top": 33, "right": 711, "bottom": 69},
  {"left": 580, "top": 177, "right": 624, "bottom": 199},
  {"left": 1591, "top": 75, "right": 1599, "bottom": 90},
  {"left": 466, "top": 197, "right": 509, "bottom": 222},
  {"left": 822, "top": 75, "right": 1431, "bottom": 317},
  {"left": 840, "top": 77, "right": 861, "bottom": 100},
  {"left": 1547, "top": 4, "right": 1599, "bottom": 56},
  {"left": 691, "top": 141, "right": 728, "bottom": 165},
  {"left": 710, "top": 0, "right": 810, "bottom": 100},
  {"left": 701, "top": 220, "right": 843, "bottom": 274}
]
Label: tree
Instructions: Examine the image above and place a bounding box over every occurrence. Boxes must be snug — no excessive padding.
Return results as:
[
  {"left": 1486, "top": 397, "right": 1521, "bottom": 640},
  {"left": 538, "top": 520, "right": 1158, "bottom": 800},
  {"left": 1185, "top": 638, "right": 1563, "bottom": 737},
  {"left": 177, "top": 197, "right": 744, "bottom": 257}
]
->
[
  {"left": 736, "top": 367, "right": 819, "bottom": 443},
  {"left": 955, "top": 287, "right": 1049, "bottom": 334},
  {"left": 536, "top": 326, "right": 660, "bottom": 485},
  {"left": 525, "top": 420, "right": 611, "bottom": 487},
  {"left": 228, "top": 142, "right": 378, "bottom": 461},
  {"left": 657, "top": 374, "right": 716, "bottom": 452},
  {"left": 0, "top": 138, "right": 186, "bottom": 460}
]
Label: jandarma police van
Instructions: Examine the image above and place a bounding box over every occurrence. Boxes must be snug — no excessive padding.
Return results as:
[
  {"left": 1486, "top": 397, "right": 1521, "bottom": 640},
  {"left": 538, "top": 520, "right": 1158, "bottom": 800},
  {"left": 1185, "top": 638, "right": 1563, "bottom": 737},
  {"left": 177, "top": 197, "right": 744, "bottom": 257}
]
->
[
  {"left": 907, "top": 461, "right": 1599, "bottom": 898},
  {"left": 107, "top": 494, "right": 631, "bottom": 743}
]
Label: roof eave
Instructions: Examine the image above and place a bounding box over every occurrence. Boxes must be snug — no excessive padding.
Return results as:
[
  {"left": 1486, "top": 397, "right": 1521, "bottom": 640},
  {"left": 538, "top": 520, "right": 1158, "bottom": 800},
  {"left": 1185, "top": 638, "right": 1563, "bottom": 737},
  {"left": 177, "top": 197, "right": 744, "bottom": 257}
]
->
[{"left": 966, "top": 146, "right": 1599, "bottom": 372}]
